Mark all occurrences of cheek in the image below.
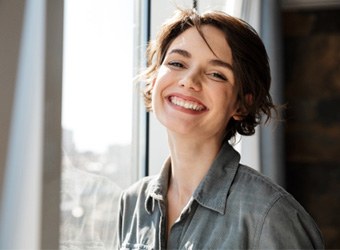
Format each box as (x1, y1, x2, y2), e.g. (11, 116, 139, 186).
(151, 70, 172, 101)
(216, 90, 239, 115)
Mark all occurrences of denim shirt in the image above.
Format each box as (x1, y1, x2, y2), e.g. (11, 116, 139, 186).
(118, 143, 324, 249)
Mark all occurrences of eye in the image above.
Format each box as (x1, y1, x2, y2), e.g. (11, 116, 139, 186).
(209, 72, 228, 81)
(168, 61, 184, 69)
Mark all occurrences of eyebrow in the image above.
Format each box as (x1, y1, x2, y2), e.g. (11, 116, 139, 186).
(169, 49, 191, 58)
(209, 59, 233, 71)
(168, 48, 233, 71)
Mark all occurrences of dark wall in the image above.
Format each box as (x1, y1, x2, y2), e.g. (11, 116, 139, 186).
(283, 9, 340, 249)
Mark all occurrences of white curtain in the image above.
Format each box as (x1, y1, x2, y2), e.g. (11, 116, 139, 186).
(0, 0, 64, 248)
(259, 0, 285, 187)
(238, 0, 285, 186)
(0, 0, 45, 248)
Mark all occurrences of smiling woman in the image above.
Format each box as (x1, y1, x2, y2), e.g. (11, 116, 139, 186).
(117, 8, 324, 249)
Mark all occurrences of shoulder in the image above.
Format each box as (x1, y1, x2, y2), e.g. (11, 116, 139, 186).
(120, 175, 155, 203)
(255, 194, 324, 249)
(233, 165, 324, 249)
(118, 175, 156, 231)
(233, 164, 318, 224)
(231, 164, 292, 206)
(236, 164, 286, 193)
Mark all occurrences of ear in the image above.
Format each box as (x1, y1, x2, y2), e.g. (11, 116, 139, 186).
(232, 94, 253, 121)
(232, 109, 246, 121)
(146, 77, 156, 96)
(148, 76, 157, 95)
(151, 77, 157, 87)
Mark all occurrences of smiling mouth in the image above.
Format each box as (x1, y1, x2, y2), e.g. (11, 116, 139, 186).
(169, 96, 206, 111)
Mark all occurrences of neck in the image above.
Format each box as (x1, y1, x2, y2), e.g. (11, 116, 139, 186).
(167, 132, 223, 199)
(165, 131, 224, 237)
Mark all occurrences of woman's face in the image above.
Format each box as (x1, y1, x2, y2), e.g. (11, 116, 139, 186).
(151, 25, 241, 141)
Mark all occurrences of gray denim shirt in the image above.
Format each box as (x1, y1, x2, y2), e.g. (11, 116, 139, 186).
(118, 142, 324, 249)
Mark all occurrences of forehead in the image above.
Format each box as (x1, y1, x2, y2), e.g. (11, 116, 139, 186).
(166, 25, 233, 64)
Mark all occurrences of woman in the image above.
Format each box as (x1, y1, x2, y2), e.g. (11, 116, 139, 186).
(117, 9, 324, 249)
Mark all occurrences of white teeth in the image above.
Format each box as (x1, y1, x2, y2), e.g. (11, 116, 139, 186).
(170, 96, 205, 111)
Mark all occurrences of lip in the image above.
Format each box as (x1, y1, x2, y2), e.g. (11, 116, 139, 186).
(165, 92, 208, 114)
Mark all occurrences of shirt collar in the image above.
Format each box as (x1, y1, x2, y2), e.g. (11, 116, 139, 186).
(145, 142, 240, 215)
(193, 142, 240, 214)
(145, 157, 171, 214)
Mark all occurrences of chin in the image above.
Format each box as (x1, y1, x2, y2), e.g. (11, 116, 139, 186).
(162, 120, 196, 136)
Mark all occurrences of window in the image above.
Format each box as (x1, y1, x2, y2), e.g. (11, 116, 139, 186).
(61, 0, 137, 248)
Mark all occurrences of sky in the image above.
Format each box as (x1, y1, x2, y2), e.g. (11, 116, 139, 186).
(62, 0, 134, 153)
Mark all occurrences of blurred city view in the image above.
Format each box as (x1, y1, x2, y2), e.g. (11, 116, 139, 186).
(60, 128, 133, 249)
(62, 128, 132, 189)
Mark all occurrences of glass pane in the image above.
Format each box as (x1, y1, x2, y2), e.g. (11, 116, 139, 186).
(61, 0, 135, 248)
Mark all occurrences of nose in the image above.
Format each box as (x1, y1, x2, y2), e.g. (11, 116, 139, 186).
(178, 70, 202, 91)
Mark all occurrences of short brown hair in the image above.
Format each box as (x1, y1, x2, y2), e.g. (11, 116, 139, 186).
(142, 9, 276, 140)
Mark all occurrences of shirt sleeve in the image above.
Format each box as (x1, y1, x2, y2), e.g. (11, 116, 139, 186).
(255, 195, 325, 250)
(114, 191, 125, 249)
